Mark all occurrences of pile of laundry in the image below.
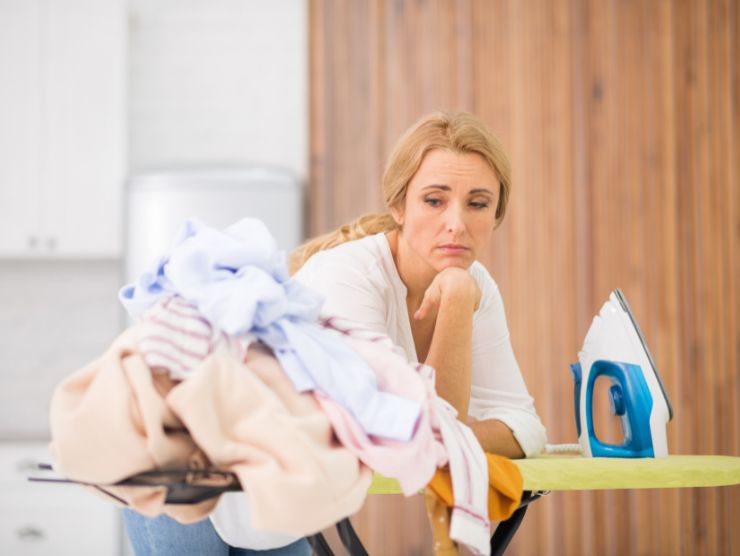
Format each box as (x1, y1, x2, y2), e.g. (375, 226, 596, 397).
(48, 218, 523, 556)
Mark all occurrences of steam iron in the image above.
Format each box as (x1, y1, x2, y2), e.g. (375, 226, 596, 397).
(570, 289, 673, 458)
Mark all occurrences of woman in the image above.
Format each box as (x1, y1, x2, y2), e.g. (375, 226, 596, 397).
(291, 111, 546, 458)
(123, 111, 544, 555)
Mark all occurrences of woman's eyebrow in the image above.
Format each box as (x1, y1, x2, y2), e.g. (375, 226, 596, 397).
(421, 185, 495, 195)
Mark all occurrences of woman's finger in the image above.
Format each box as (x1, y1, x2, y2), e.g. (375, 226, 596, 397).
(414, 285, 439, 320)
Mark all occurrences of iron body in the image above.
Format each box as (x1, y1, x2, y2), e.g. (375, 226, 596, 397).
(570, 289, 673, 458)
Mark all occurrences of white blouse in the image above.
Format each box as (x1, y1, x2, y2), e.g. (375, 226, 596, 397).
(293, 232, 547, 457)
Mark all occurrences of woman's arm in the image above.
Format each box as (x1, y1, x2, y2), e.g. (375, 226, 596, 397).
(422, 280, 476, 417)
(418, 266, 546, 458)
(467, 418, 525, 458)
(415, 267, 481, 418)
(419, 273, 525, 457)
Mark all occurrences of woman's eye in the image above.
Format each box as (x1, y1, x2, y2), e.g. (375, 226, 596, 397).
(469, 200, 490, 209)
(424, 197, 442, 207)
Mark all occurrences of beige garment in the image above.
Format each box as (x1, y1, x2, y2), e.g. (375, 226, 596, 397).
(168, 343, 372, 534)
(49, 327, 372, 534)
(49, 328, 213, 523)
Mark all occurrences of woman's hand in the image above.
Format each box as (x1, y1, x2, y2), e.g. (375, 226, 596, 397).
(414, 267, 481, 321)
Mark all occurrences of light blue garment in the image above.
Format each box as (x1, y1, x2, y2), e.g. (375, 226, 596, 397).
(119, 218, 420, 441)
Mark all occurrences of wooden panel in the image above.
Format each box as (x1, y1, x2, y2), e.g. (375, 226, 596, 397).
(309, 0, 740, 554)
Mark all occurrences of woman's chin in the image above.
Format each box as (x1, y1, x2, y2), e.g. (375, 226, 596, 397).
(434, 259, 473, 272)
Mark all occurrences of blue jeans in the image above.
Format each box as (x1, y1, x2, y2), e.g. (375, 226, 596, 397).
(122, 509, 311, 556)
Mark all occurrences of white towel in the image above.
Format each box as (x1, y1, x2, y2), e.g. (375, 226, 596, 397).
(434, 398, 491, 556)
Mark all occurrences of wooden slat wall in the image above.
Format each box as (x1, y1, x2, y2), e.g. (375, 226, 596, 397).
(309, 1, 739, 554)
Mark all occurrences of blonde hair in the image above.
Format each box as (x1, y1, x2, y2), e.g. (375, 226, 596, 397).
(289, 111, 511, 274)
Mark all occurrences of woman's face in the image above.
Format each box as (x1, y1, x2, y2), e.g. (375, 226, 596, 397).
(392, 148, 500, 272)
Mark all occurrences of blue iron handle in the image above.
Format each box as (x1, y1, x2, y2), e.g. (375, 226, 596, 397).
(584, 360, 655, 458)
(569, 363, 582, 437)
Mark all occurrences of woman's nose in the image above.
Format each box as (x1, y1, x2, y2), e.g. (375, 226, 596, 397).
(445, 206, 466, 234)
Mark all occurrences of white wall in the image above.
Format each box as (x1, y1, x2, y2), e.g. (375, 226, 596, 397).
(128, 0, 308, 178)
(0, 262, 121, 438)
(0, 0, 308, 438)
(0, 4, 307, 553)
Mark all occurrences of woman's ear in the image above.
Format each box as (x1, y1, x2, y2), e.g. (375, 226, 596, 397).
(390, 203, 404, 227)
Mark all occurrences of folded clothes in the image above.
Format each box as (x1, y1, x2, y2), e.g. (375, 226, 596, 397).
(52, 217, 523, 554)
(140, 293, 443, 498)
(49, 327, 372, 535)
(119, 218, 421, 442)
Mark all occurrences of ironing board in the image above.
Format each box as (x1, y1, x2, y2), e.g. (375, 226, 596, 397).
(369, 454, 740, 494)
(30, 455, 740, 555)
(348, 454, 740, 556)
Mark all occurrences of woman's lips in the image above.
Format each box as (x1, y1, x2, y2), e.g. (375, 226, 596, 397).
(438, 244, 469, 253)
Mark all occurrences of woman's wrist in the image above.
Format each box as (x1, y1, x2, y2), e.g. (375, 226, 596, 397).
(436, 268, 481, 308)
(440, 284, 478, 306)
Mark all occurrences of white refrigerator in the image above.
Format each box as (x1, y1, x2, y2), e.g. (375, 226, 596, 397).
(124, 166, 303, 285)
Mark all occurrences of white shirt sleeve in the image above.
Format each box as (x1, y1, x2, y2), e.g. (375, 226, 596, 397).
(468, 265, 548, 457)
(293, 254, 389, 336)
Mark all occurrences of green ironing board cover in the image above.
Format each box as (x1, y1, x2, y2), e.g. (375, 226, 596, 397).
(367, 455, 740, 494)
(514, 454, 740, 491)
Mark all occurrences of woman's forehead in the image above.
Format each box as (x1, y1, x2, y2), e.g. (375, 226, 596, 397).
(410, 149, 500, 192)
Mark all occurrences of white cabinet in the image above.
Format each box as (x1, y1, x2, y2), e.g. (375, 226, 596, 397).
(0, 0, 43, 255)
(0, 0, 126, 258)
(0, 442, 122, 555)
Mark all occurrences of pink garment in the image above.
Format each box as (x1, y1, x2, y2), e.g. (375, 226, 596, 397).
(314, 318, 447, 495)
(314, 317, 493, 554)
(49, 327, 371, 534)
